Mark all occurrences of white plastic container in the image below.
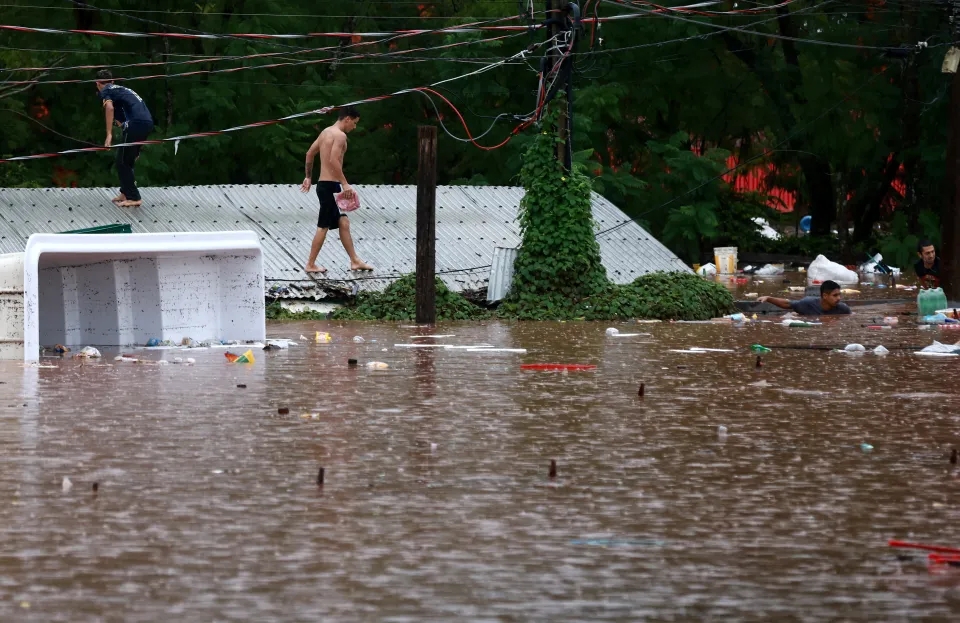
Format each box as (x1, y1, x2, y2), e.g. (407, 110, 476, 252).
(713, 247, 738, 274)
(0, 252, 25, 360)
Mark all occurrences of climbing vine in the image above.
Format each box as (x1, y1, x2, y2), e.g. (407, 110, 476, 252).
(495, 98, 735, 321)
(496, 98, 609, 320)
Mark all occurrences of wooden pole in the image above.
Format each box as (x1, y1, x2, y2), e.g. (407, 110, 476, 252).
(416, 125, 438, 324)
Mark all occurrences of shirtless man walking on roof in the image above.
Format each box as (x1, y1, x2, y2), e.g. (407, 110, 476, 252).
(300, 106, 374, 274)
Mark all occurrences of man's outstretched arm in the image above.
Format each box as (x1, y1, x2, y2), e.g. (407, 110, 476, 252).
(758, 296, 792, 310)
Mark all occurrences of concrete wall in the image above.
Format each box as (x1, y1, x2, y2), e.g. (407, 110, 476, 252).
(0, 253, 24, 359)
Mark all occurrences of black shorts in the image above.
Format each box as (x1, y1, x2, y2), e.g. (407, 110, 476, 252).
(315, 181, 346, 230)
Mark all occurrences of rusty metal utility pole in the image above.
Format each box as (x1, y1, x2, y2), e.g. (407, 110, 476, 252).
(415, 125, 437, 324)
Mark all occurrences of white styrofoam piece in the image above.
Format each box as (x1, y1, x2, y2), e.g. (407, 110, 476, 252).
(23, 231, 265, 362)
(668, 348, 736, 353)
(913, 351, 959, 357)
(464, 348, 527, 353)
(443, 344, 494, 350)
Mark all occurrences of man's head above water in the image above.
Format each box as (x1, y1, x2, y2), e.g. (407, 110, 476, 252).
(819, 280, 842, 311)
(917, 240, 937, 268)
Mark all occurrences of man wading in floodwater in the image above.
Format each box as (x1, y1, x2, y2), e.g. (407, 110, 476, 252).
(759, 280, 853, 316)
(300, 106, 374, 274)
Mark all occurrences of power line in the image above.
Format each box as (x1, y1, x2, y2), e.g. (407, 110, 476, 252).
(0, 39, 549, 163)
(3, 32, 529, 86)
(0, 44, 224, 56)
(62, 0, 320, 53)
(577, 0, 836, 57)
(0, 107, 99, 145)
(4, 31, 528, 75)
(0, 4, 527, 19)
(598, 0, 919, 51)
(0, 22, 534, 40)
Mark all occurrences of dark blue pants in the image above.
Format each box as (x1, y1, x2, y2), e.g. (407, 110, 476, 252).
(116, 121, 153, 201)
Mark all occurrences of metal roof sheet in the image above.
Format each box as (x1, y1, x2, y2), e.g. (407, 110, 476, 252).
(0, 184, 689, 298)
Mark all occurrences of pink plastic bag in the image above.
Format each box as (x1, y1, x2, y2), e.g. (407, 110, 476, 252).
(335, 191, 360, 212)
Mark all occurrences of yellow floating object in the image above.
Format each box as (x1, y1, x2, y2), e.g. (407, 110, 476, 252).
(233, 349, 255, 364)
(315, 331, 332, 343)
(840, 289, 860, 294)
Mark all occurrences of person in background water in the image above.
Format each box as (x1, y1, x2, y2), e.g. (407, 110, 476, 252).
(914, 240, 941, 288)
(95, 69, 154, 208)
(758, 280, 852, 316)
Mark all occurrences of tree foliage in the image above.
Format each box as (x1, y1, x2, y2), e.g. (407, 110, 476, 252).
(0, 0, 953, 262)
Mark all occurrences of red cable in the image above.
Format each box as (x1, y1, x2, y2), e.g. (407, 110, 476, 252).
(415, 87, 530, 151)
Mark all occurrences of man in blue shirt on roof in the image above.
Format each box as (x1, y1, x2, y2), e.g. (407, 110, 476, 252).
(95, 69, 154, 208)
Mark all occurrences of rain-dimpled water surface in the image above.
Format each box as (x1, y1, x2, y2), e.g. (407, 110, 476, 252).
(2, 293, 960, 621)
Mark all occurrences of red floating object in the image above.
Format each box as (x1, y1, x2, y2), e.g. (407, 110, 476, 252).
(889, 540, 960, 555)
(521, 363, 597, 371)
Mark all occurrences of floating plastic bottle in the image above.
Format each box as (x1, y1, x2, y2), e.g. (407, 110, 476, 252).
(750, 344, 772, 353)
(918, 287, 948, 318)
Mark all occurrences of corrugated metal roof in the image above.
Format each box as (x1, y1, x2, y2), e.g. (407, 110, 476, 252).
(0, 184, 690, 298)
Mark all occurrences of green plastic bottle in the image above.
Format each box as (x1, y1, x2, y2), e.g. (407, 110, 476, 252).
(918, 287, 948, 317)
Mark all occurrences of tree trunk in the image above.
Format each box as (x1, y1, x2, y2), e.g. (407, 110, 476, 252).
(851, 154, 902, 244)
(942, 67, 960, 299)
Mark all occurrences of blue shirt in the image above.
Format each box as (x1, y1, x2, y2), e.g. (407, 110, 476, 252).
(98, 84, 152, 125)
(789, 296, 851, 316)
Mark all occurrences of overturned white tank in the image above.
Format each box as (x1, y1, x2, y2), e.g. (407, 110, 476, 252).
(2, 231, 265, 361)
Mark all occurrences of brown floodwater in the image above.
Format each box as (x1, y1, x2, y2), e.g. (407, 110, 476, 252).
(2, 285, 960, 621)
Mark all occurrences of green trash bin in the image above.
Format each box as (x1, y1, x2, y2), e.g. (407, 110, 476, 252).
(61, 223, 132, 234)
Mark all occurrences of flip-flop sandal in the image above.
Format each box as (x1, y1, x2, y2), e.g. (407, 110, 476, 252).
(305, 267, 328, 274)
(117, 200, 142, 208)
